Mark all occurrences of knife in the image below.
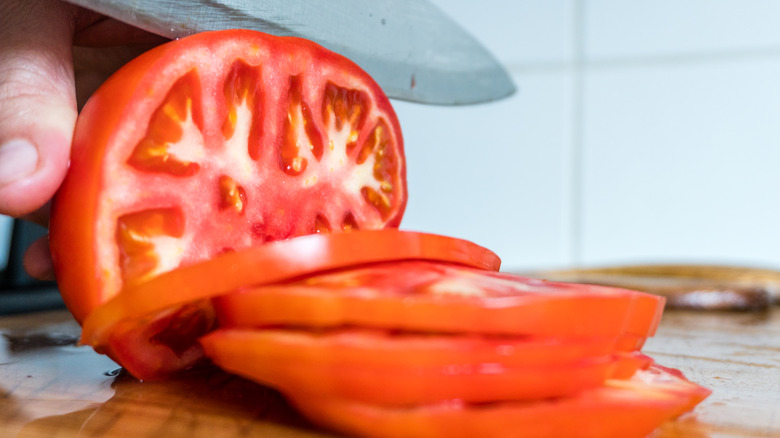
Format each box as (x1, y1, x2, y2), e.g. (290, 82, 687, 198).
(64, 0, 516, 105)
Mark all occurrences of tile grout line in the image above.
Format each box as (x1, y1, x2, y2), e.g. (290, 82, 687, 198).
(568, 0, 586, 267)
(504, 46, 780, 75)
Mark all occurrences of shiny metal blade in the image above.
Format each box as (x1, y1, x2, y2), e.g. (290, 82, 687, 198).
(65, 0, 515, 105)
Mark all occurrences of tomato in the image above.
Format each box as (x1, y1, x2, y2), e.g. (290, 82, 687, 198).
(286, 365, 711, 438)
(214, 261, 665, 338)
(79, 231, 500, 379)
(49, 29, 407, 325)
(200, 328, 646, 405)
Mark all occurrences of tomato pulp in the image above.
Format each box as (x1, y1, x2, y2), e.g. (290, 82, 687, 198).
(50, 29, 407, 324)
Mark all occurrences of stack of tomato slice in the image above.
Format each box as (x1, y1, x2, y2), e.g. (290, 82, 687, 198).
(49, 29, 710, 438)
(75, 229, 709, 438)
(195, 257, 709, 438)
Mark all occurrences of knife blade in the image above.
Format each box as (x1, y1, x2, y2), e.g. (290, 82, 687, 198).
(64, 0, 516, 105)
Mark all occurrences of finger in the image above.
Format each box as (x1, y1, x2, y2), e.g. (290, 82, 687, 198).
(0, 0, 77, 218)
(23, 234, 55, 281)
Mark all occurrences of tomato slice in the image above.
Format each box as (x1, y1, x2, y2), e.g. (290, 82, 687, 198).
(200, 328, 646, 405)
(200, 328, 623, 368)
(79, 230, 500, 379)
(214, 261, 665, 338)
(619, 363, 713, 417)
(286, 365, 711, 438)
(50, 29, 407, 324)
(102, 301, 217, 380)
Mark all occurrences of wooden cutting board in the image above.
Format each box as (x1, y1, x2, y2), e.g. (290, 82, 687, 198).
(1, 308, 779, 438)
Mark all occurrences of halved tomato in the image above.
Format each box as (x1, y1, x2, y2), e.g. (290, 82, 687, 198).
(287, 365, 711, 438)
(79, 231, 500, 379)
(214, 261, 665, 338)
(50, 29, 407, 325)
(200, 328, 646, 405)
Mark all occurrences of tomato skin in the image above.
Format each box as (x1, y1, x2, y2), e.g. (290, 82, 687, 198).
(214, 261, 665, 338)
(200, 329, 622, 368)
(286, 365, 711, 438)
(50, 29, 407, 325)
(200, 328, 645, 405)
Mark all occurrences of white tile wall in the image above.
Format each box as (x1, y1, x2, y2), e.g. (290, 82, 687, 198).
(395, 70, 573, 270)
(585, 0, 780, 59)
(580, 1, 780, 267)
(398, 0, 780, 271)
(581, 58, 780, 266)
(396, 0, 578, 271)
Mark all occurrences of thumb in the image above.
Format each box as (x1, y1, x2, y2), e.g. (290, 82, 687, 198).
(0, 0, 77, 219)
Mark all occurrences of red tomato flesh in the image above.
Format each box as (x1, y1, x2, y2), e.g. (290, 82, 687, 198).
(287, 364, 711, 438)
(214, 261, 665, 338)
(50, 29, 407, 324)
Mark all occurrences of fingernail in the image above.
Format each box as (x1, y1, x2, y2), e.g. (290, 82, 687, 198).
(0, 139, 39, 186)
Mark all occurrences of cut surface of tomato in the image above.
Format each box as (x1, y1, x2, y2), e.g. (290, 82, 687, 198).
(79, 230, 500, 379)
(50, 29, 407, 324)
(287, 364, 711, 438)
(215, 261, 664, 338)
(200, 329, 645, 405)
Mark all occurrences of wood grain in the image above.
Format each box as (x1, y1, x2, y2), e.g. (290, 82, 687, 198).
(529, 264, 780, 309)
(1, 308, 778, 438)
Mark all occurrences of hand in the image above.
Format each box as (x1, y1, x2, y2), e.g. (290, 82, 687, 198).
(0, 0, 167, 280)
